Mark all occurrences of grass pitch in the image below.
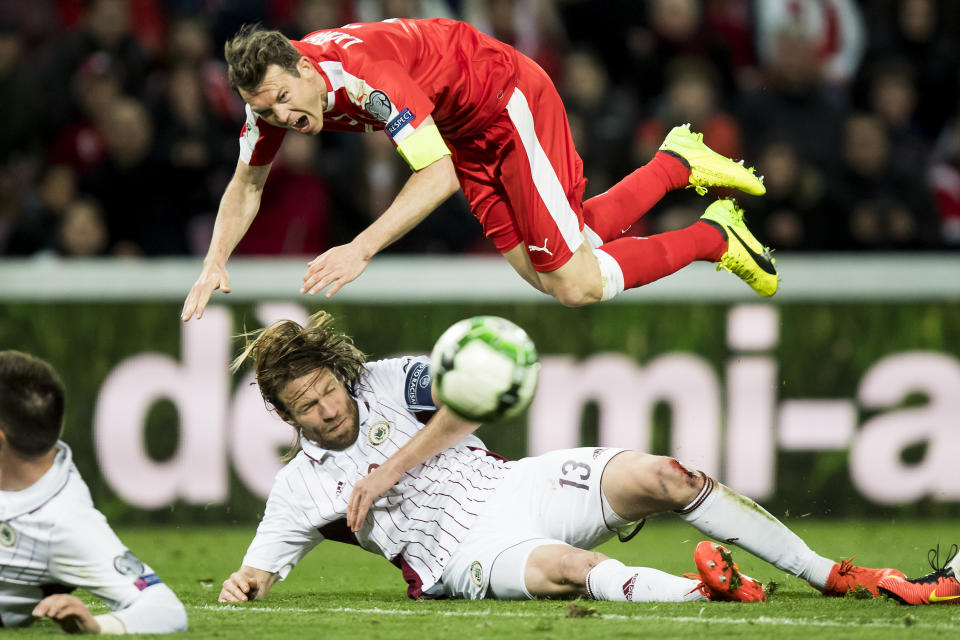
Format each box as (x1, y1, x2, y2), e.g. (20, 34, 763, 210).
(9, 518, 960, 638)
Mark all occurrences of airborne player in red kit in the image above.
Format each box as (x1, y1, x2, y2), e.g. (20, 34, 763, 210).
(182, 18, 777, 322)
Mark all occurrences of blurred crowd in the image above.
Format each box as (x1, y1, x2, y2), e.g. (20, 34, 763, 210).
(1, 0, 959, 260)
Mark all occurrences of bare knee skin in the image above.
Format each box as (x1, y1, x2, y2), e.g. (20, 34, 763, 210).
(523, 545, 609, 598)
(539, 245, 603, 307)
(503, 243, 602, 306)
(601, 452, 706, 522)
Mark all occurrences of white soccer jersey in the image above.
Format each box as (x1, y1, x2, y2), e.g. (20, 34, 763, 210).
(242, 356, 513, 597)
(0, 443, 186, 632)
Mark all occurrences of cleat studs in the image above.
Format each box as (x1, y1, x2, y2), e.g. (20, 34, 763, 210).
(720, 576, 727, 583)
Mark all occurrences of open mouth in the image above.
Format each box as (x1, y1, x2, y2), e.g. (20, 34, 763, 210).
(293, 115, 309, 132)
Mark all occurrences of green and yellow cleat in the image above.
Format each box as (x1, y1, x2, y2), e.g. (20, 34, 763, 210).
(700, 199, 778, 297)
(659, 123, 766, 196)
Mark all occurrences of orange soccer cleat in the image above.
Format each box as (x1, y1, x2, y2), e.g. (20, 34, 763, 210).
(690, 540, 766, 602)
(878, 544, 960, 605)
(816, 557, 905, 597)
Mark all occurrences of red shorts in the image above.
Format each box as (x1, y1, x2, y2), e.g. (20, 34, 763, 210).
(450, 56, 587, 273)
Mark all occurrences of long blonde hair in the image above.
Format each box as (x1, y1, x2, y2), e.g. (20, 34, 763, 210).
(233, 311, 366, 460)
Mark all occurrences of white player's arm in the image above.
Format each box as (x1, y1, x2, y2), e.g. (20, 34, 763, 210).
(301, 117, 459, 297)
(219, 565, 279, 602)
(181, 160, 272, 321)
(47, 513, 187, 634)
(86, 583, 186, 634)
(346, 392, 480, 531)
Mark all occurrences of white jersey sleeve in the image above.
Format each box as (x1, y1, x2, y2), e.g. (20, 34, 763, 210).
(241, 459, 326, 580)
(364, 356, 435, 413)
(47, 505, 187, 633)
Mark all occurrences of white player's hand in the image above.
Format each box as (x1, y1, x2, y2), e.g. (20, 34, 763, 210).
(33, 594, 102, 634)
(219, 572, 259, 602)
(347, 465, 404, 532)
(182, 261, 231, 322)
(301, 241, 370, 298)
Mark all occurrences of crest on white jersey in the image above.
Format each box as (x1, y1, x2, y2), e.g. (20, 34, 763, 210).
(367, 421, 391, 446)
(470, 560, 483, 587)
(0, 521, 16, 547)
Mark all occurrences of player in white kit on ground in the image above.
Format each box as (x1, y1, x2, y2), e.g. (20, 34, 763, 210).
(219, 312, 901, 605)
(0, 351, 187, 634)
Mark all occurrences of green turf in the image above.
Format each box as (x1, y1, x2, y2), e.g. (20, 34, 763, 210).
(9, 518, 960, 638)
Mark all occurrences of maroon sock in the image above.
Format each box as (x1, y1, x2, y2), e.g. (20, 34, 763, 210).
(598, 221, 727, 289)
(583, 152, 691, 243)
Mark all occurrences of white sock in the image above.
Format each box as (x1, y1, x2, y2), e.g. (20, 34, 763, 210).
(593, 248, 625, 301)
(585, 559, 705, 602)
(948, 547, 960, 578)
(678, 478, 835, 589)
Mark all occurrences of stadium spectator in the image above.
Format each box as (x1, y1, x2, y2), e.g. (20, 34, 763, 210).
(57, 196, 110, 257)
(181, 20, 774, 323)
(0, 21, 39, 164)
(46, 52, 118, 177)
(4, 164, 77, 256)
(82, 97, 191, 256)
(879, 543, 960, 605)
(862, 56, 929, 180)
(736, 137, 824, 251)
(863, 0, 960, 140)
(754, 0, 866, 91)
(41, 0, 151, 139)
(0, 350, 187, 632)
(928, 118, 960, 246)
(233, 132, 332, 255)
(561, 47, 637, 198)
(822, 112, 937, 250)
(217, 311, 903, 605)
(736, 24, 847, 181)
(624, 0, 739, 109)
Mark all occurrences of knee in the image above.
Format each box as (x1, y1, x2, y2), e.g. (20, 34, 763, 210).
(545, 279, 602, 307)
(650, 456, 705, 506)
(620, 454, 705, 509)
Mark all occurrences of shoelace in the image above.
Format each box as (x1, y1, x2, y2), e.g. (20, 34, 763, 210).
(914, 543, 960, 582)
(836, 556, 858, 576)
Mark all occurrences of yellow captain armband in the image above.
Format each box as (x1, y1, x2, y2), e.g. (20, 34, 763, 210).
(396, 124, 451, 171)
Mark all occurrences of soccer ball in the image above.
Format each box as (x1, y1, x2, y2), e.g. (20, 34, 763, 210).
(430, 316, 540, 422)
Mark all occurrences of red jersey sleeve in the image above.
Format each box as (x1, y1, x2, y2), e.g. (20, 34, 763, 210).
(238, 103, 286, 166)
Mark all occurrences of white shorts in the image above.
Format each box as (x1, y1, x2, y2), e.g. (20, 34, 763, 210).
(435, 447, 640, 600)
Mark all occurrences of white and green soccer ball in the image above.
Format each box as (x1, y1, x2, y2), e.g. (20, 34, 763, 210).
(430, 316, 540, 422)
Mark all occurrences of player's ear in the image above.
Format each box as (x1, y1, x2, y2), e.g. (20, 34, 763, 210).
(297, 56, 313, 76)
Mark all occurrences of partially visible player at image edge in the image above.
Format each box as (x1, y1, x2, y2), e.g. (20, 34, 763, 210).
(0, 351, 187, 634)
(217, 311, 900, 607)
(878, 543, 960, 605)
(181, 19, 777, 322)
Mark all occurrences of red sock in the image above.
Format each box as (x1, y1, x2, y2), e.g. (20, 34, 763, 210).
(583, 152, 691, 243)
(598, 221, 727, 289)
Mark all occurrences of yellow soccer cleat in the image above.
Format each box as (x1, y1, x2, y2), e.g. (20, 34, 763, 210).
(700, 198, 778, 297)
(659, 123, 766, 196)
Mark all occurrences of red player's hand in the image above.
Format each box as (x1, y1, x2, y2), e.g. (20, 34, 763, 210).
(301, 241, 370, 298)
(182, 261, 231, 322)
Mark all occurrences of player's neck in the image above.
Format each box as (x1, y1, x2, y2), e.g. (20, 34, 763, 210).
(0, 447, 58, 492)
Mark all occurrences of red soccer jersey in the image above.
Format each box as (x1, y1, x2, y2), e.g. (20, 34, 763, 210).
(239, 18, 520, 166)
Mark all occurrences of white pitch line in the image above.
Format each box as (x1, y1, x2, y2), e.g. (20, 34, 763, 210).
(190, 604, 960, 630)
